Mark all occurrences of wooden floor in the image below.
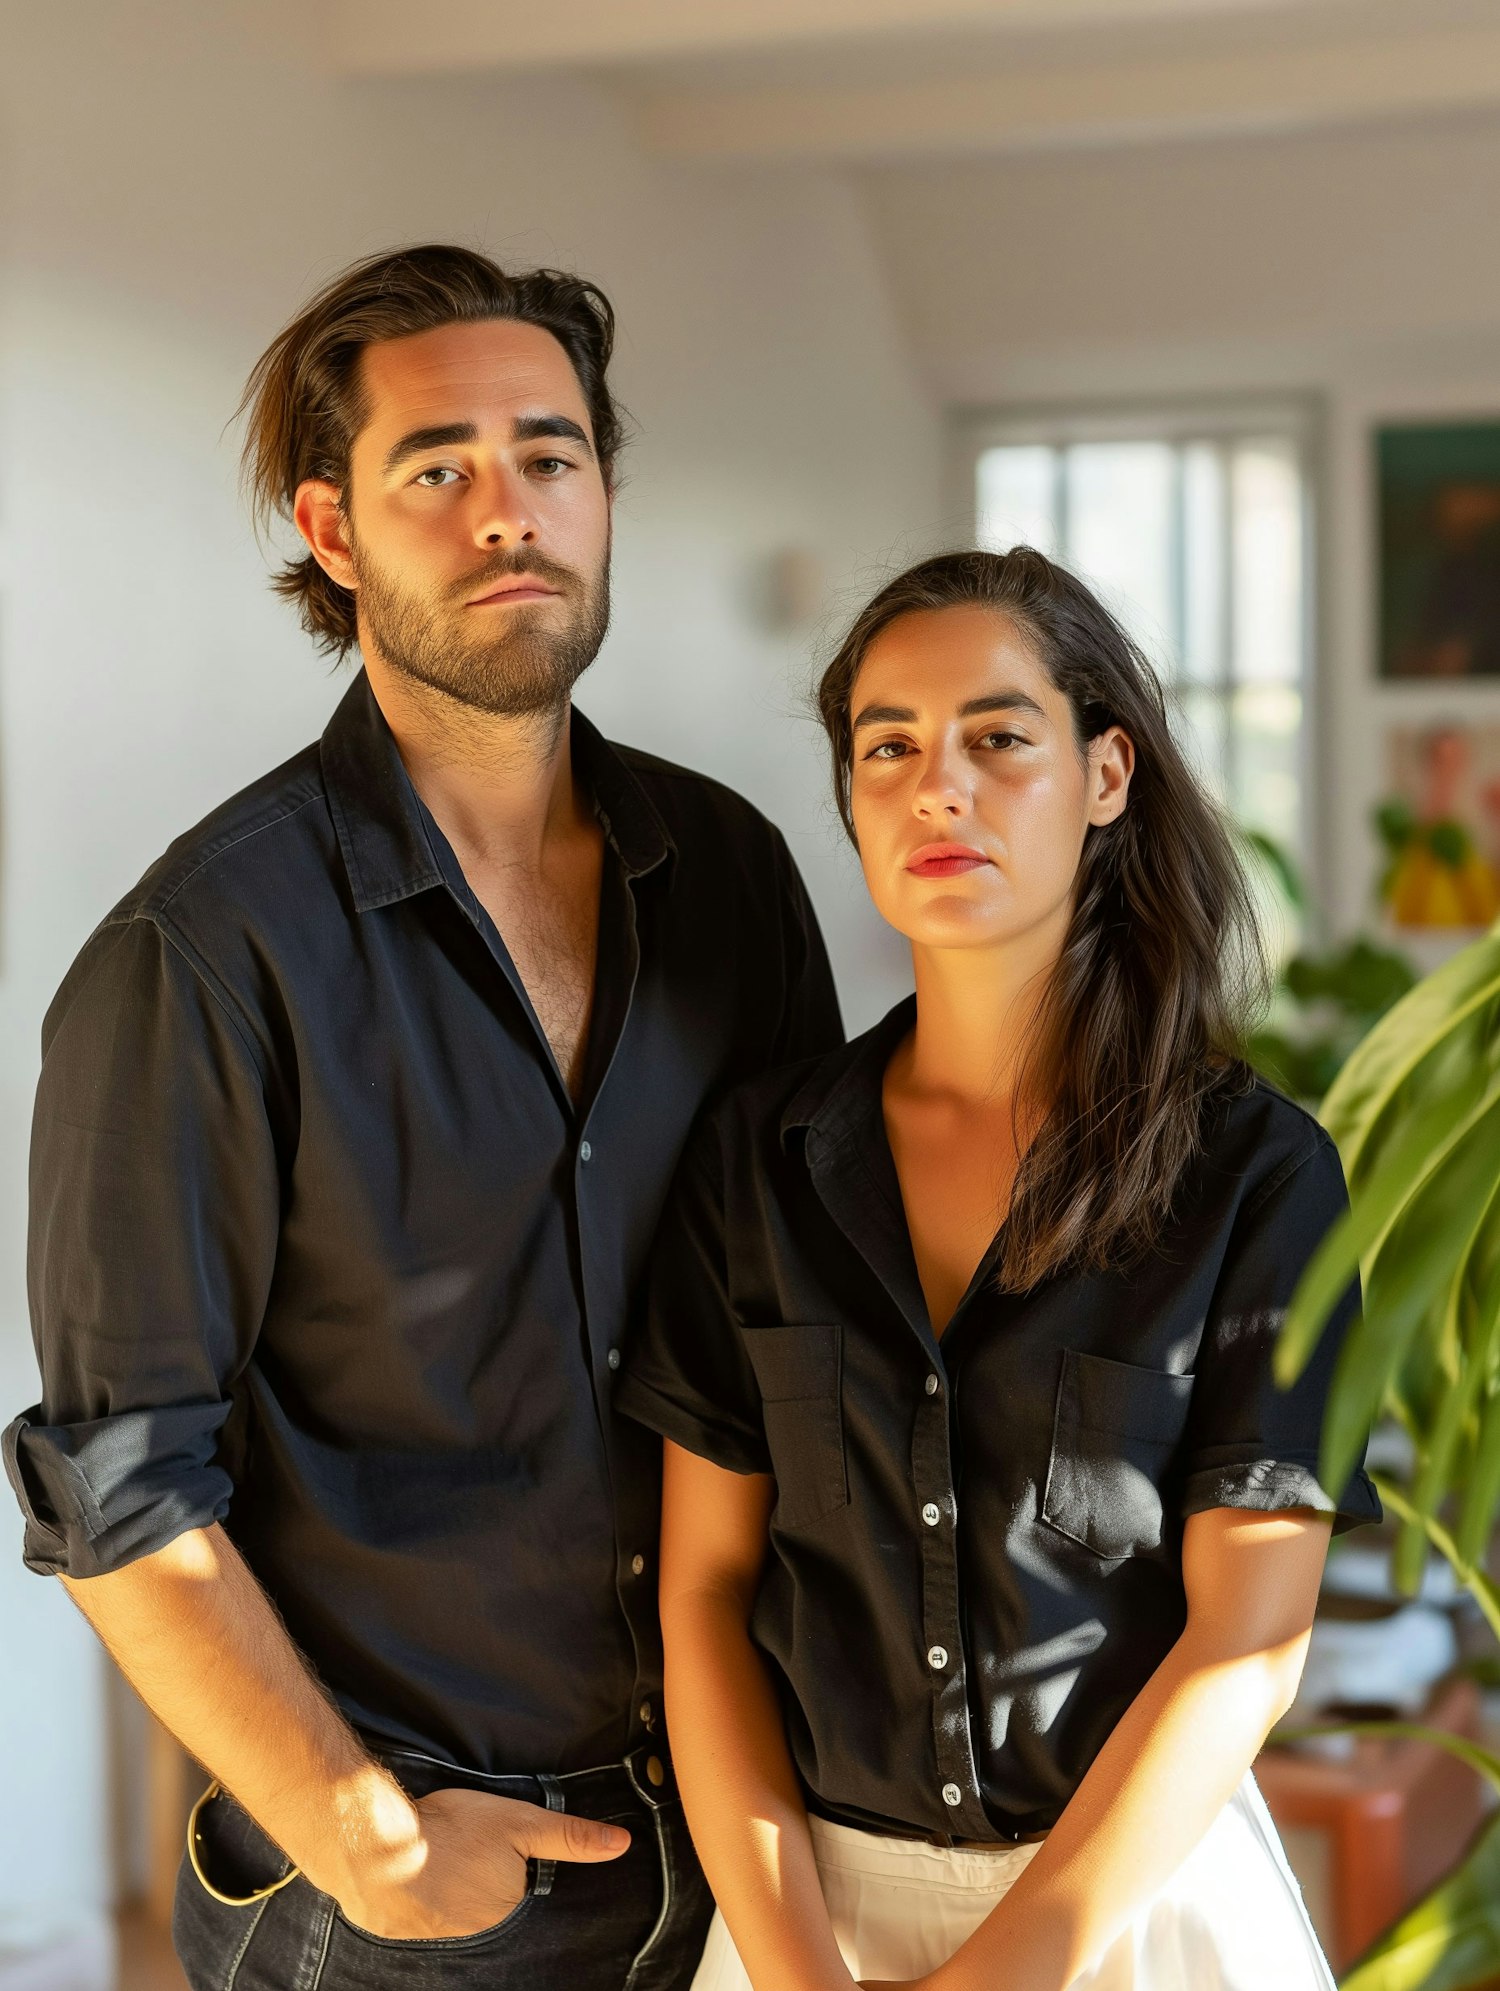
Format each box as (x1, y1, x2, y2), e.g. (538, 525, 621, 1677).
(117, 1908, 187, 1991)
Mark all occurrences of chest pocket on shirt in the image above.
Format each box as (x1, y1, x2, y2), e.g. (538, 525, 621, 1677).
(1041, 1349, 1194, 1561)
(743, 1325, 849, 1530)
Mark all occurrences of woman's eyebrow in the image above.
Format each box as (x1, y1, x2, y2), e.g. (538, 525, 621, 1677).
(959, 691, 1046, 719)
(852, 689, 1046, 731)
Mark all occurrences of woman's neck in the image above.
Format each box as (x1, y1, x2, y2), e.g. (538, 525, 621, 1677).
(899, 902, 1072, 1108)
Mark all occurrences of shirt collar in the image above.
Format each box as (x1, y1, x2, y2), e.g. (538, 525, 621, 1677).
(320, 670, 675, 915)
(780, 994, 917, 1155)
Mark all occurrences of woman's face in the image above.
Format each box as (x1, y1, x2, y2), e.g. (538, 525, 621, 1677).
(848, 605, 1134, 954)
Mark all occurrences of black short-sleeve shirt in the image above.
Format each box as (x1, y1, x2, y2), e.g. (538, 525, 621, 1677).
(618, 997, 1381, 1844)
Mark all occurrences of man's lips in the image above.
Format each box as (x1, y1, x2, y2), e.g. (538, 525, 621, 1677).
(905, 843, 990, 878)
(466, 578, 561, 607)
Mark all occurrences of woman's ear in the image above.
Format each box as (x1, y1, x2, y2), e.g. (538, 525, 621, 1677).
(1087, 726, 1135, 828)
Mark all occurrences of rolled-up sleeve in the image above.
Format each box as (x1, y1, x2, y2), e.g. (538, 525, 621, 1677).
(4, 914, 279, 1578)
(1179, 1132, 1382, 1535)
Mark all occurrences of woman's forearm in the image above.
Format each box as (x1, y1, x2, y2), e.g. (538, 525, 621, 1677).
(927, 1628, 1308, 1991)
(664, 1582, 853, 1991)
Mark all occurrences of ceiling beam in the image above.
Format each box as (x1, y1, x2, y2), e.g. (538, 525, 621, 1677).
(629, 18, 1500, 160)
(321, 0, 1317, 78)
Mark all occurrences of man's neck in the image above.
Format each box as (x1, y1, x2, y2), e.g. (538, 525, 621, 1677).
(363, 653, 585, 876)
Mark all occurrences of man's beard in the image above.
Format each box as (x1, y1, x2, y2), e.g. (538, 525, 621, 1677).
(350, 533, 611, 719)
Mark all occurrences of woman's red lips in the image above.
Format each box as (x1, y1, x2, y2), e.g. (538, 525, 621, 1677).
(905, 843, 989, 878)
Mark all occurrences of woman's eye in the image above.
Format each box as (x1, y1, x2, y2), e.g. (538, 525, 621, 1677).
(413, 466, 460, 488)
(865, 740, 911, 761)
(977, 730, 1020, 751)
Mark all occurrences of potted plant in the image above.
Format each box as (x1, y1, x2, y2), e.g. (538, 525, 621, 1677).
(1277, 913, 1500, 1989)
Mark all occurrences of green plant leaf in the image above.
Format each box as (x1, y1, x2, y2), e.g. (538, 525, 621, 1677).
(1275, 1071, 1494, 1389)
(1457, 1390, 1500, 1572)
(1276, 1721, 1500, 1798)
(1321, 1086, 1500, 1494)
(1371, 1474, 1500, 1646)
(1340, 1808, 1500, 1991)
(1320, 926, 1500, 1184)
(1242, 828, 1307, 910)
(1397, 1196, 1500, 1590)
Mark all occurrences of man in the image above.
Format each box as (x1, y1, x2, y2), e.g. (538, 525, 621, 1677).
(4, 244, 842, 1990)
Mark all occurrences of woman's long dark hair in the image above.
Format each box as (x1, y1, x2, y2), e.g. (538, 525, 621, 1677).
(817, 548, 1267, 1292)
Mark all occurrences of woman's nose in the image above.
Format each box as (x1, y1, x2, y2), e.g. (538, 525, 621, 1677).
(913, 753, 970, 818)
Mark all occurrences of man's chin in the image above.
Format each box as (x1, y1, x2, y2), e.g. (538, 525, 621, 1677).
(382, 647, 590, 722)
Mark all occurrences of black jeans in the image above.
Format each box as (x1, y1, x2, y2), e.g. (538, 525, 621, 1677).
(173, 1745, 714, 1991)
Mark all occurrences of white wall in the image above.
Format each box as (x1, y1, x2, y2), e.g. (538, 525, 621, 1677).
(863, 109, 1500, 933)
(0, 0, 935, 1942)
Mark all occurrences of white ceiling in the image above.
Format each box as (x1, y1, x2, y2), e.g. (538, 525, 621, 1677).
(317, 0, 1500, 161)
(321, 0, 1336, 77)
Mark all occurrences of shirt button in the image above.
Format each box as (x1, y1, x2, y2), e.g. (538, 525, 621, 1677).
(631, 1553, 646, 1576)
(942, 1783, 963, 1808)
(927, 1645, 949, 1670)
(646, 1756, 666, 1787)
(921, 1503, 942, 1528)
(607, 1348, 622, 1371)
(925, 1374, 941, 1397)
(639, 1700, 654, 1728)
(580, 1140, 593, 1162)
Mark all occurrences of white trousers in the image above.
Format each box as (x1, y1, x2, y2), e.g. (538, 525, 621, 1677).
(691, 1776, 1335, 1990)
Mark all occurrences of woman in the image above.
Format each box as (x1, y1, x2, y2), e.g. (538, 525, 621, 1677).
(618, 549, 1379, 1991)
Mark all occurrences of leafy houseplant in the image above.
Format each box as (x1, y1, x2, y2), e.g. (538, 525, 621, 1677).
(1276, 916, 1500, 1989)
(1239, 829, 1418, 1107)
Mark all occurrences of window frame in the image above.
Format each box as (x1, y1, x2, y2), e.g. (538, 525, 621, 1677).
(949, 395, 1326, 910)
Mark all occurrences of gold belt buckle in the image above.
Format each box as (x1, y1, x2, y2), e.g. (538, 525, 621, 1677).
(187, 1782, 302, 1907)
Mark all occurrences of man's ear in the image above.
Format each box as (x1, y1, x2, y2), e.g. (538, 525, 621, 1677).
(1088, 726, 1135, 828)
(293, 480, 356, 592)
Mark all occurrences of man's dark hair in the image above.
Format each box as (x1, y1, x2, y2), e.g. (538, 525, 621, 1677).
(239, 243, 625, 657)
(818, 546, 1268, 1293)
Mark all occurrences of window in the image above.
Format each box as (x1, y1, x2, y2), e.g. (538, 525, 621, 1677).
(969, 409, 1314, 872)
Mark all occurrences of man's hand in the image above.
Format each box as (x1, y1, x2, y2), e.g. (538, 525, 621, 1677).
(337, 1785, 631, 1941)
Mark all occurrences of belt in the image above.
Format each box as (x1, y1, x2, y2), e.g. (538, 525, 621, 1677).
(375, 1741, 678, 1811)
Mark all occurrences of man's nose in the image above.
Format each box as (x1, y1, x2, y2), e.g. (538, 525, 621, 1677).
(471, 466, 538, 548)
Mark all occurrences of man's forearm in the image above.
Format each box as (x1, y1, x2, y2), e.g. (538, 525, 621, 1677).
(62, 1522, 420, 1908)
(664, 1583, 852, 1991)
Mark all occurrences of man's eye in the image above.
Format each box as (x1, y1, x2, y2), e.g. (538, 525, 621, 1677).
(414, 466, 460, 488)
(531, 457, 572, 476)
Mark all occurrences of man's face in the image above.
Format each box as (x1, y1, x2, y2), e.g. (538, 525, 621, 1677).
(297, 318, 612, 717)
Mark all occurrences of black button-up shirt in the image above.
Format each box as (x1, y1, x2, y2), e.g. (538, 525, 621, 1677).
(4, 672, 841, 1776)
(620, 999, 1380, 1843)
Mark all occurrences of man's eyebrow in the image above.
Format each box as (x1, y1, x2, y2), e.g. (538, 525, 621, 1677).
(380, 413, 595, 477)
(382, 422, 477, 476)
(512, 413, 594, 458)
(851, 689, 1046, 731)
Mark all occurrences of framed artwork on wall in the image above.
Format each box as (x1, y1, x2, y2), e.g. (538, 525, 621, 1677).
(1376, 721, 1500, 930)
(1378, 419, 1500, 679)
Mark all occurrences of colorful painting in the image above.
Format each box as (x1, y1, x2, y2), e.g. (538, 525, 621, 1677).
(1378, 421, 1500, 679)
(1377, 724, 1500, 929)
